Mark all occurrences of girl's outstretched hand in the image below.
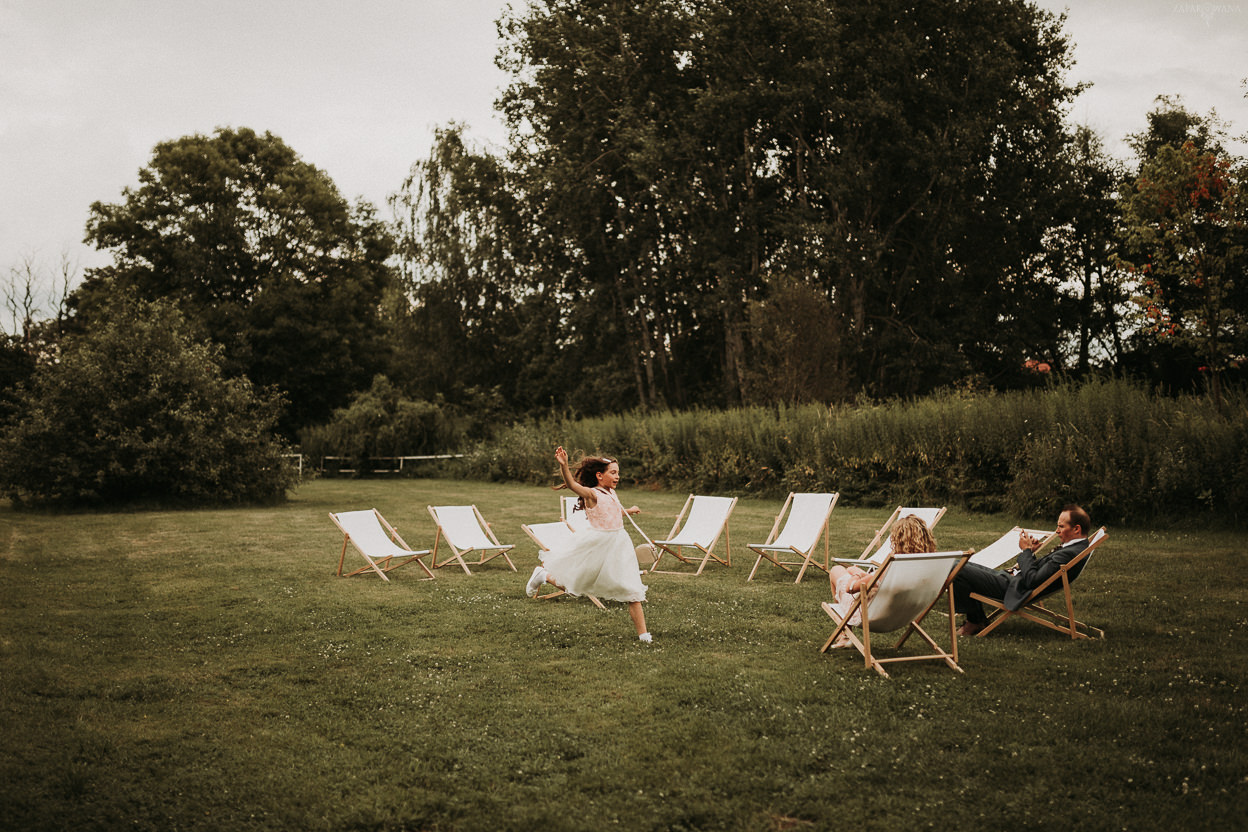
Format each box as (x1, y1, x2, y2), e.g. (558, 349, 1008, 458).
(625, 505, 641, 515)
(555, 446, 568, 466)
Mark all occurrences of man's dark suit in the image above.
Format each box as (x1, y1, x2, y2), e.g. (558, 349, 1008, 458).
(953, 537, 1090, 624)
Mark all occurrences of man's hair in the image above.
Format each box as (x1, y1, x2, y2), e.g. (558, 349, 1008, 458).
(1062, 504, 1091, 537)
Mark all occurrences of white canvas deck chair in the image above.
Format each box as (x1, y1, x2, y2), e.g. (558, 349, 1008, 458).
(970, 527, 1109, 639)
(968, 526, 1058, 569)
(820, 549, 972, 678)
(857, 506, 948, 566)
(426, 505, 517, 574)
(647, 494, 738, 576)
(329, 509, 434, 582)
(746, 492, 840, 583)
(520, 519, 606, 609)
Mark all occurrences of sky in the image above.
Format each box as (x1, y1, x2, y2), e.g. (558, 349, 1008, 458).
(2, 0, 1246, 316)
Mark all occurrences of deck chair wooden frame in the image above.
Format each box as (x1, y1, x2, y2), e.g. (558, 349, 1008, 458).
(647, 494, 738, 576)
(426, 505, 517, 574)
(854, 506, 948, 566)
(970, 527, 1108, 639)
(560, 495, 591, 531)
(820, 549, 972, 678)
(329, 509, 434, 582)
(746, 492, 840, 583)
(521, 520, 605, 609)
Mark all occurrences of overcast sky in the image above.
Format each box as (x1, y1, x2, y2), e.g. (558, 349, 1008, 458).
(2, 0, 1245, 313)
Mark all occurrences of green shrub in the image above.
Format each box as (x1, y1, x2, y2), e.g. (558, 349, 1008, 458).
(298, 375, 467, 473)
(463, 378, 1247, 525)
(0, 296, 295, 507)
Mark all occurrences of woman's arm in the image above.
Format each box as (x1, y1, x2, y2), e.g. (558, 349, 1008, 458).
(555, 446, 597, 507)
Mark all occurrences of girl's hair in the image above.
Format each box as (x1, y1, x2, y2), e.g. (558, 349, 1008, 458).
(891, 515, 936, 555)
(555, 455, 616, 512)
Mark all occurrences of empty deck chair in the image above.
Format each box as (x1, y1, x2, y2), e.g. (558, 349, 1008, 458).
(820, 549, 972, 677)
(970, 527, 1109, 639)
(426, 505, 517, 574)
(857, 506, 948, 566)
(329, 509, 434, 582)
(520, 520, 605, 609)
(746, 492, 840, 583)
(968, 526, 1058, 570)
(648, 495, 738, 576)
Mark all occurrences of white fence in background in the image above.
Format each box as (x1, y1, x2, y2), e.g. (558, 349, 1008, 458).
(284, 454, 465, 476)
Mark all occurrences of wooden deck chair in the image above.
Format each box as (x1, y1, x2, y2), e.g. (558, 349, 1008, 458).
(426, 505, 517, 574)
(647, 495, 737, 576)
(970, 527, 1109, 640)
(746, 492, 840, 583)
(968, 527, 1058, 569)
(856, 506, 948, 566)
(560, 495, 591, 531)
(520, 520, 605, 609)
(820, 549, 972, 678)
(329, 509, 434, 582)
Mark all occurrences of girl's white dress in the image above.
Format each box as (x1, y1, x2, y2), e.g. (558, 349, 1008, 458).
(542, 487, 648, 603)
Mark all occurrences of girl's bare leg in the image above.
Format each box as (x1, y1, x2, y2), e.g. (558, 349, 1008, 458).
(628, 601, 647, 635)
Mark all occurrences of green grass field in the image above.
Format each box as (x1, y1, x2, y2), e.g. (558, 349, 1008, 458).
(2, 478, 1244, 831)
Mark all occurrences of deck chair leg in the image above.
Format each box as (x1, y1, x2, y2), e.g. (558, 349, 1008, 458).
(337, 539, 349, 577)
(794, 553, 813, 584)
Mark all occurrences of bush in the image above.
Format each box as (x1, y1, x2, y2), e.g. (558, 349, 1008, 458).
(0, 296, 296, 507)
(461, 378, 1248, 525)
(298, 375, 466, 474)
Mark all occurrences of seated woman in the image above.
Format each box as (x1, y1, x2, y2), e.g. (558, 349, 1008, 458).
(826, 514, 936, 645)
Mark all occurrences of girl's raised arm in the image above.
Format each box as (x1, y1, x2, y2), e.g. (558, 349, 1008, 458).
(555, 446, 597, 506)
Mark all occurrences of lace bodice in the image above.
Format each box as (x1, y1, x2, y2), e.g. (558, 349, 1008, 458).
(583, 487, 625, 531)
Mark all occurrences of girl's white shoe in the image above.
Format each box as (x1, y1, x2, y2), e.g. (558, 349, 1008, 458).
(638, 632, 653, 644)
(525, 566, 548, 597)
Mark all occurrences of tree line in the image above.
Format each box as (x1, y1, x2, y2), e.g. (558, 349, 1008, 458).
(1, 0, 1245, 506)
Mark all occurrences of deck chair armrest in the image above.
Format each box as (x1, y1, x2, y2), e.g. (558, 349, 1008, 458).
(831, 557, 876, 568)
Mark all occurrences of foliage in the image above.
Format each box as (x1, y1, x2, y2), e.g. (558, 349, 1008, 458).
(463, 379, 1248, 525)
(1118, 139, 1247, 410)
(298, 375, 468, 473)
(1, 478, 1244, 830)
(743, 276, 847, 405)
(0, 295, 295, 507)
(490, 0, 1080, 409)
(73, 127, 396, 435)
(387, 125, 553, 410)
(1046, 125, 1133, 373)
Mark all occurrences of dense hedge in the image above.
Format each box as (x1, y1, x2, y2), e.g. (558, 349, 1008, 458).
(461, 379, 1248, 526)
(0, 297, 296, 508)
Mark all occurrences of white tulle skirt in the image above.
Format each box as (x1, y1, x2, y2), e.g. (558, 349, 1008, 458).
(541, 527, 648, 603)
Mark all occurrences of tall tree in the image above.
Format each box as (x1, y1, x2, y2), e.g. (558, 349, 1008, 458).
(1119, 140, 1247, 411)
(388, 125, 547, 409)
(73, 127, 395, 435)
(1046, 125, 1131, 374)
(497, 0, 1080, 406)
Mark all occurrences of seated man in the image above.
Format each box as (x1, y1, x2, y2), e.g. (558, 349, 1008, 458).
(952, 504, 1092, 636)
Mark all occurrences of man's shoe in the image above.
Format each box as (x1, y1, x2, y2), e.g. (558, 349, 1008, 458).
(957, 621, 985, 637)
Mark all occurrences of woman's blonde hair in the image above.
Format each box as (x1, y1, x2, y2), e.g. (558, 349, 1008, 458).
(891, 515, 936, 555)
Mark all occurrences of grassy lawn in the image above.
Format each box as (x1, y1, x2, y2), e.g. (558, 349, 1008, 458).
(2, 478, 1244, 831)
